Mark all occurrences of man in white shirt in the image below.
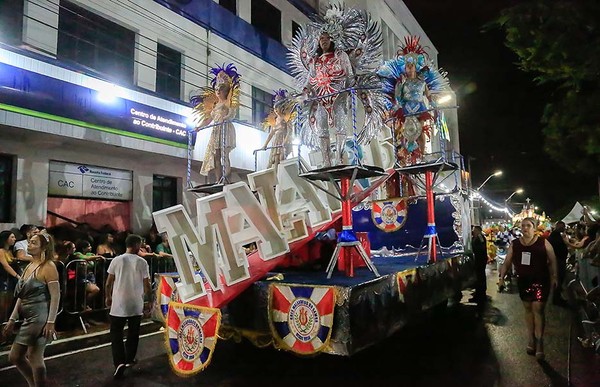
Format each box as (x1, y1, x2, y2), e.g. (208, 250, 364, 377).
(105, 234, 151, 379)
(14, 224, 38, 261)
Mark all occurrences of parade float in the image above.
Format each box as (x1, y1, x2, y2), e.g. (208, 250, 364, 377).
(152, 5, 475, 376)
(512, 198, 551, 232)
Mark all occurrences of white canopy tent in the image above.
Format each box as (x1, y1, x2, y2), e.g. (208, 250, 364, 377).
(562, 202, 597, 224)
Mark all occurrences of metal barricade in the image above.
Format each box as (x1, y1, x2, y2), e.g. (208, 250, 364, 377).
(2, 255, 166, 333)
(54, 260, 65, 317)
(145, 254, 176, 288)
(63, 258, 107, 334)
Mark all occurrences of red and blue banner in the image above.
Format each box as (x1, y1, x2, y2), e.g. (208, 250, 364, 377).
(154, 275, 181, 323)
(371, 198, 407, 232)
(269, 284, 335, 355)
(166, 302, 221, 376)
(397, 268, 418, 303)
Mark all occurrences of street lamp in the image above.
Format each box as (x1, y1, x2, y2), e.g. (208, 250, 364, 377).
(505, 188, 524, 203)
(476, 170, 503, 190)
(504, 188, 524, 219)
(472, 170, 502, 225)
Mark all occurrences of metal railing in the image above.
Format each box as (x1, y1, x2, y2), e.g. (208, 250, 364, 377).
(0, 255, 175, 334)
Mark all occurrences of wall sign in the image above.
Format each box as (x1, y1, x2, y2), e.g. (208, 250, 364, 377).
(48, 161, 133, 201)
(0, 61, 194, 146)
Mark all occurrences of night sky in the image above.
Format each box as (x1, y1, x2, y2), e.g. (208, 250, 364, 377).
(404, 0, 597, 218)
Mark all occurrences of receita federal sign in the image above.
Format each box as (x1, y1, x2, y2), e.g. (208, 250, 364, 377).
(48, 160, 133, 201)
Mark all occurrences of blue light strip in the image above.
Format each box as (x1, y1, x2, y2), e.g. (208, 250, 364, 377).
(0, 61, 194, 146)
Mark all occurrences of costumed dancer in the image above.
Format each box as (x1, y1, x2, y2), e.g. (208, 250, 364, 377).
(288, 5, 387, 168)
(191, 63, 241, 183)
(260, 89, 296, 169)
(378, 36, 449, 165)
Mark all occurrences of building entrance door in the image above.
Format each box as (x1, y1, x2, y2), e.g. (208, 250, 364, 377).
(46, 197, 131, 231)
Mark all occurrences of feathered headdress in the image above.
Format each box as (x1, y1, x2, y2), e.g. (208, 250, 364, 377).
(272, 89, 288, 107)
(209, 63, 241, 91)
(310, 4, 363, 51)
(190, 63, 241, 129)
(378, 36, 449, 106)
(320, 7, 345, 48)
(262, 89, 297, 130)
(399, 36, 428, 71)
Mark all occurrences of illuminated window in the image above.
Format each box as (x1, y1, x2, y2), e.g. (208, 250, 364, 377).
(0, 0, 23, 45)
(251, 0, 281, 42)
(58, 0, 135, 84)
(156, 43, 182, 100)
(252, 86, 273, 126)
(0, 154, 15, 223)
(153, 175, 178, 212)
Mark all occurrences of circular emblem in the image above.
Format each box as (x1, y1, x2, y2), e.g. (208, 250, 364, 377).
(403, 116, 422, 142)
(288, 298, 320, 343)
(177, 317, 204, 361)
(380, 203, 398, 225)
(372, 199, 407, 232)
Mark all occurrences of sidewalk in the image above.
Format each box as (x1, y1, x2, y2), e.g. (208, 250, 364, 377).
(482, 263, 599, 387)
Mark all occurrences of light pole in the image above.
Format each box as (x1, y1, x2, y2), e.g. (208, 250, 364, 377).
(473, 170, 502, 225)
(476, 170, 503, 191)
(504, 188, 524, 221)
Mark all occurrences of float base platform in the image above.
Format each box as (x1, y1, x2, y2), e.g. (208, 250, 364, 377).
(222, 254, 475, 356)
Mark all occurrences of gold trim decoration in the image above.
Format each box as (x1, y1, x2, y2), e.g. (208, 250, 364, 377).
(268, 283, 336, 355)
(164, 302, 221, 377)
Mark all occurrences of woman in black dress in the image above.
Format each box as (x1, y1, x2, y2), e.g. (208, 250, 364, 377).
(499, 217, 558, 361)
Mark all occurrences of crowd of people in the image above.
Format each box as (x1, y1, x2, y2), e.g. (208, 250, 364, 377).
(0, 225, 155, 384)
(0, 223, 175, 329)
(472, 214, 600, 360)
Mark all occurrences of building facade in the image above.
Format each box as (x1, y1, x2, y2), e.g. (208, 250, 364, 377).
(0, 0, 452, 233)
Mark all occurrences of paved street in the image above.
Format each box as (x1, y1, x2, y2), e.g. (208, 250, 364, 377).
(0, 267, 592, 386)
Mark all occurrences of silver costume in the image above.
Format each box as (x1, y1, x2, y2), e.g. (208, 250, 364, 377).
(288, 5, 388, 168)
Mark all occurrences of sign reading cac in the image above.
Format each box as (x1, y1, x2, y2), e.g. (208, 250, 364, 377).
(57, 180, 76, 188)
(48, 160, 133, 201)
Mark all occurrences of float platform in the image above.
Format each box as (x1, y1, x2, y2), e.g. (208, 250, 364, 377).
(156, 253, 475, 357)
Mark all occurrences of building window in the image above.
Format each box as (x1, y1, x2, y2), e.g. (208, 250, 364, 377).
(57, 0, 135, 84)
(381, 21, 400, 60)
(219, 0, 236, 14)
(0, 0, 23, 45)
(156, 43, 182, 100)
(292, 21, 301, 40)
(0, 154, 14, 223)
(153, 175, 178, 212)
(251, 0, 281, 42)
(252, 87, 273, 126)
